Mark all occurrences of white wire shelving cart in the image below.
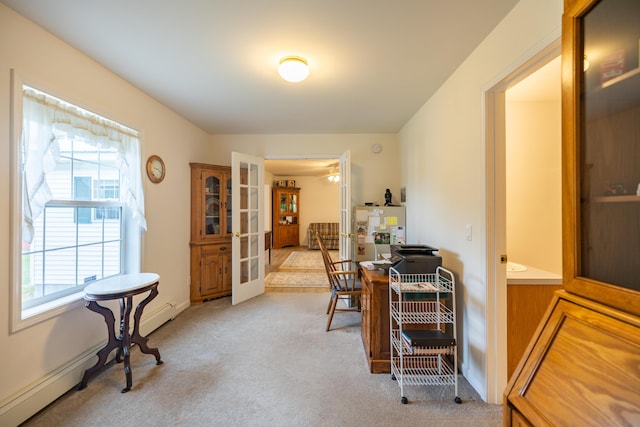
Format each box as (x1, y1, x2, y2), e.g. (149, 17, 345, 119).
(388, 266, 461, 404)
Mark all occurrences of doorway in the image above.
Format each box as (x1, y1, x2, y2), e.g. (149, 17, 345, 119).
(484, 39, 561, 403)
(264, 156, 341, 249)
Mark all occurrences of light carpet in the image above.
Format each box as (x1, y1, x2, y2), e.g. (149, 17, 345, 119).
(265, 272, 329, 288)
(279, 250, 338, 270)
(21, 293, 502, 427)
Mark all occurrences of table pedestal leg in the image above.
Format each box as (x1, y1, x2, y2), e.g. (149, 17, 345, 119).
(120, 296, 133, 393)
(131, 286, 163, 365)
(78, 300, 119, 390)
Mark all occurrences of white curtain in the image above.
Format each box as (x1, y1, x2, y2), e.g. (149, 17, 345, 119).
(21, 87, 147, 242)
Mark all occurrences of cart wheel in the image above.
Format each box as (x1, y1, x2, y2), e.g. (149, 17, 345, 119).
(391, 374, 396, 381)
(401, 396, 408, 404)
(454, 396, 462, 404)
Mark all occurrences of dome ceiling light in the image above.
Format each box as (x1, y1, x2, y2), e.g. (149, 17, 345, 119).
(278, 56, 309, 83)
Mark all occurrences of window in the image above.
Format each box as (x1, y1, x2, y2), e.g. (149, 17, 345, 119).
(93, 179, 121, 220)
(11, 80, 147, 331)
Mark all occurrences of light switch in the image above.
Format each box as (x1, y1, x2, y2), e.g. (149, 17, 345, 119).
(465, 224, 472, 241)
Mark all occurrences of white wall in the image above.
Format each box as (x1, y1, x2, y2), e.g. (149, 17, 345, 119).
(505, 99, 562, 274)
(398, 0, 562, 403)
(0, 6, 213, 425)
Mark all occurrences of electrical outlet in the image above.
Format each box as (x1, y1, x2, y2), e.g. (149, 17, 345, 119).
(465, 224, 472, 241)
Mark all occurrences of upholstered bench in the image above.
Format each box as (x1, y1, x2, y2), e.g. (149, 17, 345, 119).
(308, 223, 339, 250)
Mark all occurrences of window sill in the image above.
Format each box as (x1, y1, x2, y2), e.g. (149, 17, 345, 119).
(12, 291, 86, 333)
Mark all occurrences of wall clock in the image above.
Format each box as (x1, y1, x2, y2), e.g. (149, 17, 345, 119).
(146, 155, 166, 183)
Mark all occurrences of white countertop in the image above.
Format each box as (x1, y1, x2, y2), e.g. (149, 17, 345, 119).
(85, 272, 160, 296)
(507, 265, 562, 285)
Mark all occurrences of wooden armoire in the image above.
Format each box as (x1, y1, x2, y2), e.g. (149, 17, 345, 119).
(503, 1, 640, 425)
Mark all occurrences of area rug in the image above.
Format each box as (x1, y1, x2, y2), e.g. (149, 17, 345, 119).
(265, 272, 329, 288)
(279, 250, 338, 270)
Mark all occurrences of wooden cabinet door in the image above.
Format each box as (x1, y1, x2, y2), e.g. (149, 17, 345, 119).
(190, 163, 231, 242)
(202, 169, 225, 240)
(201, 245, 224, 296)
(562, 0, 640, 315)
(222, 251, 232, 292)
(202, 243, 232, 296)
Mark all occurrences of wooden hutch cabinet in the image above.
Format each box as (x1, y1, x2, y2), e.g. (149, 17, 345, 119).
(504, 1, 640, 425)
(272, 187, 300, 249)
(189, 163, 232, 303)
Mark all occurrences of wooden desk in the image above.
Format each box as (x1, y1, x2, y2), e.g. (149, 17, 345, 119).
(78, 273, 163, 393)
(360, 267, 391, 374)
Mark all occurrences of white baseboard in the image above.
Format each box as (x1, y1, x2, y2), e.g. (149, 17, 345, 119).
(0, 300, 186, 427)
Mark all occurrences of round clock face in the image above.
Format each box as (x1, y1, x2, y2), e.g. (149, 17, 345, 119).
(146, 155, 165, 183)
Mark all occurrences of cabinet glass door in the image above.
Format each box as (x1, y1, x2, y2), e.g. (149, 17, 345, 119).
(279, 192, 287, 214)
(205, 175, 221, 236)
(290, 193, 297, 214)
(580, 0, 640, 290)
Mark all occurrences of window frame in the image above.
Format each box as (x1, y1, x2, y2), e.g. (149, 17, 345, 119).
(9, 71, 144, 333)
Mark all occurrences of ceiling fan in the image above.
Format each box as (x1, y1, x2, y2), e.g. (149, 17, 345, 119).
(316, 163, 340, 183)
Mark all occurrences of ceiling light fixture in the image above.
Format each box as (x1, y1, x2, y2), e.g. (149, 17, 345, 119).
(278, 56, 309, 83)
(327, 169, 340, 183)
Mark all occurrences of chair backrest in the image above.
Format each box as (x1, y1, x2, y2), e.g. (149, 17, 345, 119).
(315, 231, 334, 274)
(316, 231, 357, 292)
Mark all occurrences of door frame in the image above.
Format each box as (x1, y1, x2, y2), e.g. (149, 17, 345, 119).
(483, 35, 560, 403)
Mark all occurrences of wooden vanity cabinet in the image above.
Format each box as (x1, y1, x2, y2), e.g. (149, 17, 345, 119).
(189, 163, 232, 303)
(504, 0, 640, 424)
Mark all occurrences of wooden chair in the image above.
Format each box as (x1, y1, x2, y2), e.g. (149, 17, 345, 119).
(315, 232, 361, 331)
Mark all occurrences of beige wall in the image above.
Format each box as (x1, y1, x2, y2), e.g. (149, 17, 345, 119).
(505, 99, 562, 274)
(0, 6, 212, 424)
(398, 0, 562, 403)
(212, 133, 401, 207)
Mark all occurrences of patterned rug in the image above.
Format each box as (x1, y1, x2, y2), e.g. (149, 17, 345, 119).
(279, 250, 338, 270)
(265, 272, 329, 288)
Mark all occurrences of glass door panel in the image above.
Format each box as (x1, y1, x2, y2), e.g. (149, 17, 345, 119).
(205, 175, 220, 236)
(580, 0, 640, 290)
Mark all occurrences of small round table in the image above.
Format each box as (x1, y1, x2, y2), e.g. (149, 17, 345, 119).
(78, 273, 163, 393)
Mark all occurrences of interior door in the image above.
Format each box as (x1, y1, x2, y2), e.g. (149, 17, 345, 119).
(231, 152, 265, 305)
(338, 150, 352, 262)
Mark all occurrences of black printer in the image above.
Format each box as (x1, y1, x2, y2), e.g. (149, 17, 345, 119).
(389, 244, 442, 274)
